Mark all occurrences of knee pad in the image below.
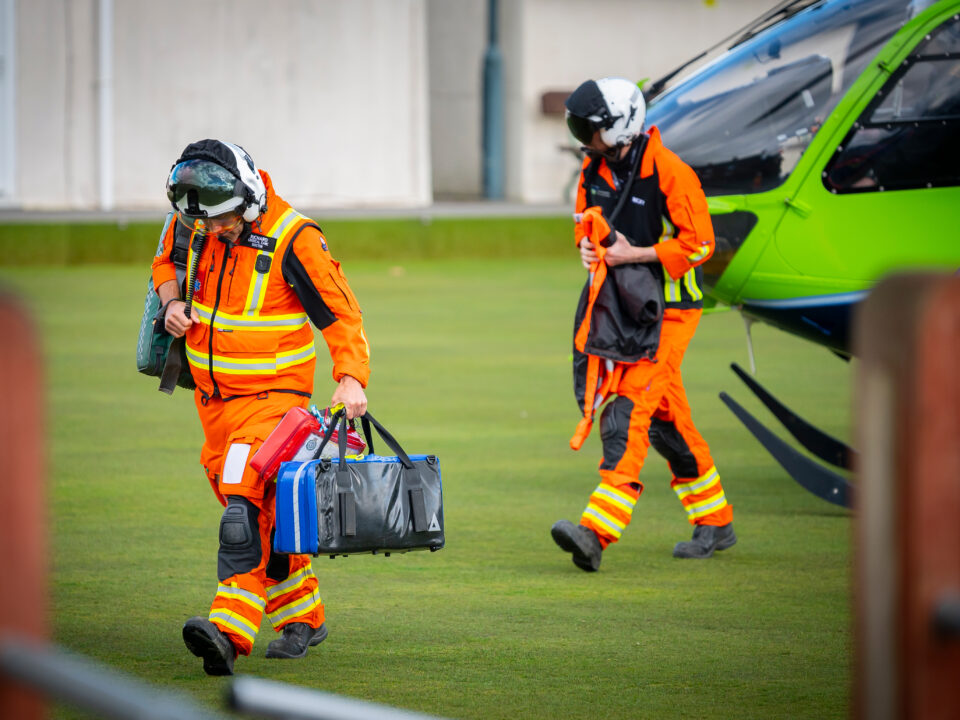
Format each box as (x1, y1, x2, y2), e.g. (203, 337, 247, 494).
(599, 396, 635, 470)
(218, 496, 262, 581)
(648, 418, 699, 478)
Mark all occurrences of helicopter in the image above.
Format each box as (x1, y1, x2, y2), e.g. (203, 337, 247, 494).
(642, 0, 960, 507)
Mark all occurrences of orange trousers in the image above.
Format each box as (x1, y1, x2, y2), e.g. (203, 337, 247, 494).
(194, 390, 324, 655)
(579, 309, 733, 547)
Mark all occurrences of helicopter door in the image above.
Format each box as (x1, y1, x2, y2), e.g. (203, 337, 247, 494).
(773, 11, 960, 284)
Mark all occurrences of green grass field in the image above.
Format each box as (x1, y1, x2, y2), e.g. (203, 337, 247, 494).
(0, 251, 853, 719)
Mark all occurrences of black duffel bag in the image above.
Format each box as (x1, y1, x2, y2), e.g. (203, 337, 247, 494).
(274, 409, 444, 557)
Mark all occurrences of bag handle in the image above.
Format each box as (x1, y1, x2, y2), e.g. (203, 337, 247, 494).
(312, 406, 345, 461)
(361, 411, 428, 531)
(359, 410, 415, 470)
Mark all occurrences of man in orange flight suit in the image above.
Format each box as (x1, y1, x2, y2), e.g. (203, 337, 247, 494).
(551, 78, 735, 572)
(152, 139, 370, 674)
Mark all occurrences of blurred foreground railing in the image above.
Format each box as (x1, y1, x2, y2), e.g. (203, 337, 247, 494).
(229, 676, 448, 720)
(0, 636, 227, 720)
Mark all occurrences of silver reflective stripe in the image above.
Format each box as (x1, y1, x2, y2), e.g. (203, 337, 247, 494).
(246, 264, 268, 316)
(216, 584, 266, 611)
(193, 303, 308, 331)
(277, 344, 315, 368)
(686, 492, 727, 517)
(210, 356, 277, 372)
(267, 566, 314, 599)
(271, 210, 298, 239)
(292, 462, 308, 552)
(268, 590, 321, 624)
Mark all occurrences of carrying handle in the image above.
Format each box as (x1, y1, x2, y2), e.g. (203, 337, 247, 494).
(312, 406, 346, 461)
(359, 410, 415, 470)
(311, 407, 416, 471)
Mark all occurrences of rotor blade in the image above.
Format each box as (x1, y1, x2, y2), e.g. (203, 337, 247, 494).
(720, 392, 853, 509)
(730, 362, 857, 470)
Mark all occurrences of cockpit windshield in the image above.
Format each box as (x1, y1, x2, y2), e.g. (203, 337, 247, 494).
(646, 0, 920, 196)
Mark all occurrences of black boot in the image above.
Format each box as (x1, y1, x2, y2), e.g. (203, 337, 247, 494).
(265, 622, 328, 659)
(182, 617, 237, 676)
(673, 522, 737, 559)
(551, 520, 603, 572)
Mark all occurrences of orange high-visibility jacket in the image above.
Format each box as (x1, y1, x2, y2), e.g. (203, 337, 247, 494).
(152, 170, 369, 400)
(569, 126, 714, 449)
(574, 126, 715, 310)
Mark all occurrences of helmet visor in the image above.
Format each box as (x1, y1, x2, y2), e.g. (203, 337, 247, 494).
(566, 112, 599, 146)
(166, 159, 243, 218)
(176, 210, 244, 236)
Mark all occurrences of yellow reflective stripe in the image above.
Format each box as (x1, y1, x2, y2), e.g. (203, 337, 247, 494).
(193, 301, 309, 332)
(266, 566, 316, 600)
(687, 244, 710, 263)
(244, 209, 309, 316)
(209, 609, 258, 643)
(683, 268, 703, 301)
(359, 325, 370, 357)
(244, 263, 270, 317)
(185, 341, 315, 375)
(594, 484, 637, 512)
(215, 584, 266, 613)
(683, 490, 728, 519)
(674, 466, 720, 500)
(276, 343, 316, 369)
(267, 590, 322, 625)
(658, 218, 682, 303)
(583, 504, 625, 537)
(266, 207, 298, 238)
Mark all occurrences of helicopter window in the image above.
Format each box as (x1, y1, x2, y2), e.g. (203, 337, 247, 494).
(646, 0, 915, 196)
(824, 14, 960, 193)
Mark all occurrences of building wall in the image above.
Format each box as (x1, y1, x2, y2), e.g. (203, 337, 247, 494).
(9, 0, 781, 210)
(508, 0, 779, 204)
(427, 0, 486, 199)
(14, 0, 431, 210)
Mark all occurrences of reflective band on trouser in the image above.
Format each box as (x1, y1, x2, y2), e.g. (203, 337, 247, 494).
(265, 563, 324, 631)
(185, 341, 316, 376)
(580, 482, 641, 545)
(209, 582, 267, 654)
(671, 465, 732, 525)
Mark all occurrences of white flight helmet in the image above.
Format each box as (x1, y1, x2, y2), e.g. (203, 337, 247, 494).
(565, 77, 646, 153)
(166, 139, 267, 225)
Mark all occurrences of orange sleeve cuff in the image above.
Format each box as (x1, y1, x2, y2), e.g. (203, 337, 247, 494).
(321, 319, 371, 389)
(654, 241, 694, 281)
(333, 362, 371, 389)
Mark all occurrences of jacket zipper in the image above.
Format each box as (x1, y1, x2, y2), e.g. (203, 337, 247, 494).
(207, 238, 235, 397)
(227, 253, 239, 300)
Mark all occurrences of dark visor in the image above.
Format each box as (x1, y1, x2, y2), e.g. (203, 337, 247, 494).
(566, 113, 599, 145)
(166, 159, 239, 216)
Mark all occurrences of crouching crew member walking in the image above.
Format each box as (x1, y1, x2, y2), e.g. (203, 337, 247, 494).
(152, 139, 370, 674)
(552, 78, 735, 571)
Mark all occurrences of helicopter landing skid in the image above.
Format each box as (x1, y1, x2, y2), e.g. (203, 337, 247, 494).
(719, 366, 854, 509)
(729, 363, 857, 470)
